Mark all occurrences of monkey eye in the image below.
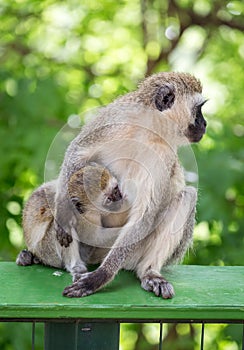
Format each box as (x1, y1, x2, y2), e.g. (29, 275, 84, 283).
(105, 197, 112, 205)
(70, 196, 79, 204)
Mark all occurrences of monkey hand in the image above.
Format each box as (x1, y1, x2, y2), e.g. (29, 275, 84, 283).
(55, 221, 73, 247)
(141, 273, 175, 299)
(63, 268, 111, 297)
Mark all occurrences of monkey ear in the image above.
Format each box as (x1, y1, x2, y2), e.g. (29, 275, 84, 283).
(154, 84, 175, 112)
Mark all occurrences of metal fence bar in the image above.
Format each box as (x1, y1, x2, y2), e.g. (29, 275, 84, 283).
(200, 322, 205, 350)
(159, 321, 163, 350)
(1, 319, 244, 349)
(45, 321, 120, 350)
(242, 322, 244, 350)
(32, 321, 35, 350)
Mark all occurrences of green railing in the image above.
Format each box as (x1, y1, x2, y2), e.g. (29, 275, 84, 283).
(0, 262, 243, 349)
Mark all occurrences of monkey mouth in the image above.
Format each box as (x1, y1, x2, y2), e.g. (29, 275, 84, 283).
(185, 126, 206, 143)
(191, 134, 204, 142)
(105, 198, 124, 212)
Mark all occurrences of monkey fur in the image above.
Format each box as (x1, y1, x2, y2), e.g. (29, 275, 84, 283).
(16, 164, 126, 281)
(21, 72, 207, 299)
(53, 72, 207, 299)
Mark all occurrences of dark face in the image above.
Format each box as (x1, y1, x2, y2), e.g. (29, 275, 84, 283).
(103, 185, 123, 212)
(186, 103, 207, 142)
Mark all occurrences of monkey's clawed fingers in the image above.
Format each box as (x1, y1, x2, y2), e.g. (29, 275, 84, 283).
(141, 274, 175, 299)
(55, 222, 73, 247)
(63, 270, 107, 298)
(63, 282, 90, 298)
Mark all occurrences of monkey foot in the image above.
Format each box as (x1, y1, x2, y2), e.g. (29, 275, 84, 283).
(55, 222, 73, 247)
(141, 274, 175, 299)
(63, 268, 110, 298)
(16, 249, 33, 266)
(16, 249, 40, 266)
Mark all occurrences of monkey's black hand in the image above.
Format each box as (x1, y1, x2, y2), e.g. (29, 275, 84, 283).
(141, 274, 175, 299)
(63, 268, 111, 297)
(55, 221, 73, 247)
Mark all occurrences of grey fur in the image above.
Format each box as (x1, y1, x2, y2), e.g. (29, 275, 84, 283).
(56, 72, 207, 298)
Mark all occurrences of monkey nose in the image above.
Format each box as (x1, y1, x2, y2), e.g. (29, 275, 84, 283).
(114, 191, 123, 202)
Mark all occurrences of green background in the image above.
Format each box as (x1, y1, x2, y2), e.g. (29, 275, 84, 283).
(0, 0, 243, 349)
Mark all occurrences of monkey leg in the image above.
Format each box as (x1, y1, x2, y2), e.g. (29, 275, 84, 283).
(164, 198, 196, 266)
(34, 230, 88, 282)
(126, 186, 197, 299)
(61, 239, 88, 282)
(18, 226, 87, 282)
(16, 244, 87, 283)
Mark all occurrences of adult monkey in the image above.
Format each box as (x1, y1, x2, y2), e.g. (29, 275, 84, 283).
(55, 72, 207, 299)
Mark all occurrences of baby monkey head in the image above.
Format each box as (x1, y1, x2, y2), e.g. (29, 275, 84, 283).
(102, 183, 123, 212)
(135, 72, 207, 144)
(68, 164, 123, 214)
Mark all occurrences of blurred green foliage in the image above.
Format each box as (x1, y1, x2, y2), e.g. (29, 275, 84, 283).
(0, 0, 243, 349)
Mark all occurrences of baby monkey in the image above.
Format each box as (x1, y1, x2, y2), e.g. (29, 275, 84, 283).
(16, 163, 125, 281)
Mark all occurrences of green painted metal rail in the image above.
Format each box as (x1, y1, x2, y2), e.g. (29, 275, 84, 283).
(0, 262, 243, 349)
(0, 262, 243, 321)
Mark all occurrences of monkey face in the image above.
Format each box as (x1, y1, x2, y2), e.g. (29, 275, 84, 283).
(185, 102, 207, 142)
(138, 72, 207, 144)
(103, 185, 123, 212)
